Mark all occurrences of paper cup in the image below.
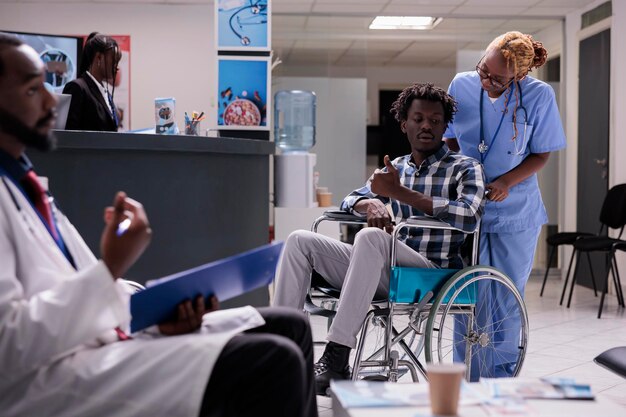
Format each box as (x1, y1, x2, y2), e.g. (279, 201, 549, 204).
(427, 363, 466, 416)
(317, 192, 333, 207)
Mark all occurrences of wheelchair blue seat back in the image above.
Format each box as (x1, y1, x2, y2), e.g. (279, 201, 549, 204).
(389, 267, 477, 304)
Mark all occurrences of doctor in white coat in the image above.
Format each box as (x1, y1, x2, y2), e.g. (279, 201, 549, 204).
(0, 34, 317, 417)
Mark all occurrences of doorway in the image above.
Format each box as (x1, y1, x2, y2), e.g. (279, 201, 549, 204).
(576, 28, 610, 288)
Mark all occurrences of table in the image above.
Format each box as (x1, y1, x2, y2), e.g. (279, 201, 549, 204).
(331, 381, 626, 417)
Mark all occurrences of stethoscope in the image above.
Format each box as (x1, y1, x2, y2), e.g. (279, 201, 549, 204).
(228, 0, 268, 46)
(478, 81, 528, 163)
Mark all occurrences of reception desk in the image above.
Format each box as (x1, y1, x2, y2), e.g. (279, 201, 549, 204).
(28, 130, 274, 307)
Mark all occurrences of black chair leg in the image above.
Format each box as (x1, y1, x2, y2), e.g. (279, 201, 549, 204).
(611, 255, 625, 307)
(567, 251, 582, 308)
(598, 252, 613, 319)
(560, 249, 577, 306)
(587, 252, 598, 297)
(540, 245, 556, 297)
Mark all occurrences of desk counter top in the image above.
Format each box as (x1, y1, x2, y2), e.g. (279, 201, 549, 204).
(52, 130, 275, 155)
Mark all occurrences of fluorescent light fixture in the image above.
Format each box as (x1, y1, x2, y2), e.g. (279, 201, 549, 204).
(369, 16, 442, 30)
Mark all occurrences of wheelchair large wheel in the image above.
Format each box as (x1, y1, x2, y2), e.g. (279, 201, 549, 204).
(424, 266, 528, 379)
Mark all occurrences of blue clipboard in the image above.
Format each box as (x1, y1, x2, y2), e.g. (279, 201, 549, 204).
(129, 241, 283, 332)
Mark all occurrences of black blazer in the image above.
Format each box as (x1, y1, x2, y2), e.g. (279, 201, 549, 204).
(62, 74, 118, 132)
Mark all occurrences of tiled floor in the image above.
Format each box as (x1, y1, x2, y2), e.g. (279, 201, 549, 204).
(313, 273, 626, 417)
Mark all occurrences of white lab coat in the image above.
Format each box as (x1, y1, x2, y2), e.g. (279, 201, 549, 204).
(0, 175, 265, 417)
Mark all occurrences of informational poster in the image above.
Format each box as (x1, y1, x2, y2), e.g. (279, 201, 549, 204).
(216, 56, 270, 130)
(2, 31, 81, 93)
(216, 0, 270, 51)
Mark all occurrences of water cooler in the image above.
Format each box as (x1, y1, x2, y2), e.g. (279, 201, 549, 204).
(274, 90, 317, 208)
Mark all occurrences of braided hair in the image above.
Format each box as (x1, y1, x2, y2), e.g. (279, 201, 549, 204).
(390, 82, 457, 125)
(79, 32, 120, 77)
(486, 31, 548, 141)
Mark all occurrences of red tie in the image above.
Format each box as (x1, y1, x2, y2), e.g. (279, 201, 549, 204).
(22, 170, 58, 240)
(115, 327, 132, 341)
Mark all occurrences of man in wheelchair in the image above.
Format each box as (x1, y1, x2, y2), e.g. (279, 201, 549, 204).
(273, 83, 486, 395)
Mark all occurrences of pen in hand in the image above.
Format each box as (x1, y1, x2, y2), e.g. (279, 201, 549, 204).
(116, 218, 132, 236)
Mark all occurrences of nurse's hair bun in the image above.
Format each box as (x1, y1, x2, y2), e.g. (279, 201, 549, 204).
(528, 35, 548, 69)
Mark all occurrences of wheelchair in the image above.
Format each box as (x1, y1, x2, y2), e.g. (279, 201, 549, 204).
(304, 210, 529, 382)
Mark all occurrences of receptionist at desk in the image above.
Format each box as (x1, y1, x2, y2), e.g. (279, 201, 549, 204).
(63, 32, 120, 132)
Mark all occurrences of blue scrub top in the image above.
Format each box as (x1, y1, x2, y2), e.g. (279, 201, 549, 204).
(444, 71, 566, 233)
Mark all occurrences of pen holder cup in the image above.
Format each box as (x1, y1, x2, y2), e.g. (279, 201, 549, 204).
(185, 120, 201, 136)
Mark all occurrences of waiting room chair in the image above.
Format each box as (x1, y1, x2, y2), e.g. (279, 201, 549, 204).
(540, 184, 626, 299)
(594, 346, 626, 378)
(561, 185, 626, 318)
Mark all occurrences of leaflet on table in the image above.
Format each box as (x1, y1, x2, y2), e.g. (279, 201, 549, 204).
(129, 241, 283, 332)
(330, 380, 485, 409)
(482, 377, 594, 400)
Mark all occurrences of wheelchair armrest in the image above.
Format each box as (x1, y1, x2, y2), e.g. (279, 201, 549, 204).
(322, 210, 367, 222)
(311, 209, 367, 232)
(403, 216, 470, 233)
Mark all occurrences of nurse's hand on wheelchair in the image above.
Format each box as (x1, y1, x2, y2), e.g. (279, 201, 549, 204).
(158, 295, 220, 336)
(486, 178, 510, 202)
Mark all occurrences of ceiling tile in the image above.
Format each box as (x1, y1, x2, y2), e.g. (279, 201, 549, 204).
(311, 3, 384, 14)
(272, 38, 296, 48)
(403, 41, 464, 53)
(293, 39, 353, 50)
(315, 0, 372, 3)
(435, 18, 508, 30)
(381, 5, 456, 15)
(451, 6, 532, 16)
(461, 0, 537, 6)
(535, 0, 596, 7)
(305, 15, 372, 30)
(388, 0, 465, 5)
(273, 1, 313, 13)
(273, 15, 309, 28)
(520, 6, 578, 16)
(498, 18, 561, 33)
(361, 40, 413, 51)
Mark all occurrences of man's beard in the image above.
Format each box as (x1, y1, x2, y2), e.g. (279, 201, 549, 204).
(0, 107, 57, 152)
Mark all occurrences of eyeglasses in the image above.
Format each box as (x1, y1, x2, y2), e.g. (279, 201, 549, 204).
(475, 59, 515, 89)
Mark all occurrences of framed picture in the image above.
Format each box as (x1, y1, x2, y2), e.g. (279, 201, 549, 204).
(215, 0, 270, 51)
(216, 56, 270, 130)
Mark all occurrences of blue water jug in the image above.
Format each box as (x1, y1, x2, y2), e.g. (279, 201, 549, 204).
(274, 90, 316, 153)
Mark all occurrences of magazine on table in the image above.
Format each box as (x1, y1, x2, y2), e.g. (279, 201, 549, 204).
(482, 377, 594, 400)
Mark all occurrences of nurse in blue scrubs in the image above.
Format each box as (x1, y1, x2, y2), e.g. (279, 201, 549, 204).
(444, 31, 566, 379)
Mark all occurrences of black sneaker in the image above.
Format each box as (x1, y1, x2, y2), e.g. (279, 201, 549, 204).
(314, 360, 351, 396)
(314, 341, 351, 396)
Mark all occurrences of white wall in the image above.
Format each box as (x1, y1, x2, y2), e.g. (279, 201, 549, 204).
(0, 3, 216, 131)
(273, 76, 367, 205)
(277, 64, 456, 126)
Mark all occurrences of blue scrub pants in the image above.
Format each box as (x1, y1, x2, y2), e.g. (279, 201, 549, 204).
(454, 226, 541, 380)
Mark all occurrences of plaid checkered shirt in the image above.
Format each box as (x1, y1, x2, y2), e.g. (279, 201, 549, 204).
(341, 144, 486, 269)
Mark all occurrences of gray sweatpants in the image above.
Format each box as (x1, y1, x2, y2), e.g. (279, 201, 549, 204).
(272, 227, 435, 349)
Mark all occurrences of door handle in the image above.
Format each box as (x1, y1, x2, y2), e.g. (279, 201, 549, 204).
(594, 158, 607, 167)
